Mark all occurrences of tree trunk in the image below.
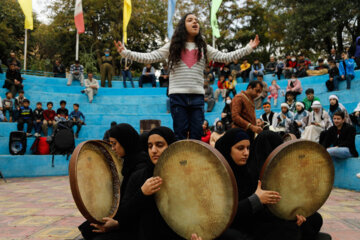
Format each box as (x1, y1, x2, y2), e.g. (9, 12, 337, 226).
(336, 24, 344, 53)
(324, 36, 333, 54)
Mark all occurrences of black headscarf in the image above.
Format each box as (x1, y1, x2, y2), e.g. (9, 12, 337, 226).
(329, 99, 339, 113)
(215, 120, 225, 134)
(139, 132, 149, 153)
(215, 128, 252, 198)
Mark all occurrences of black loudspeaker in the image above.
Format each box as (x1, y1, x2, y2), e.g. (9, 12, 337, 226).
(9, 131, 27, 155)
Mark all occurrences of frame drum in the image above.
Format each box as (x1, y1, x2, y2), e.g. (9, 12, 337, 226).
(260, 139, 334, 220)
(154, 140, 238, 240)
(69, 140, 123, 224)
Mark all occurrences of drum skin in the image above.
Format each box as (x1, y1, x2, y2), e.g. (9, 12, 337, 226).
(260, 140, 334, 220)
(69, 140, 123, 224)
(154, 140, 238, 240)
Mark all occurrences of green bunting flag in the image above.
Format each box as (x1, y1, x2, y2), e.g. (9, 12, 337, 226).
(211, 0, 223, 38)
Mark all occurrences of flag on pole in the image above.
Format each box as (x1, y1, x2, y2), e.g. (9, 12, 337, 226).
(74, 0, 85, 34)
(123, 0, 132, 44)
(167, 0, 177, 40)
(18, 0, 33, 30)
(211, 0, 222, 38)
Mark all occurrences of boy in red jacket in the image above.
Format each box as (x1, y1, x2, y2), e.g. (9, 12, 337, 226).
(42, 102, 57, 136)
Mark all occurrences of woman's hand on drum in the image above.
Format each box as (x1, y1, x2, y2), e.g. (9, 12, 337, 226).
(296, 214, 307, 226)
(255, 180, 281, 205)
(191, 233, 203, 240)
(141, 177, 163, 196)
(90, 217, 119, 233)
(114, 40, 125, 54)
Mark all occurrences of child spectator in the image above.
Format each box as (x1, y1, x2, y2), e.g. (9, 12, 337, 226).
(214, 75, 227, 102)
(261, 102, 275, 128)
(159, 64, 170, 87)
(230, 59, 241, 80)
(338, 52, 357, 89)
(15, 90, 27, 110)
(286, 74, 302, 98)
(249, 58, 264, 82)
(285, 92, 296, 113)
(210, 120, 225, 147)
(33, 102, 44, 137)
(220, 64, 231, 79)
(326, 60, 340, 91)
(56, 100, 69, 122)
(201, 120, 211, 144)
(203, 66, 215, 84)
(139, 64, 156, 88)
(321, 111, 358, 159)
(204, 80, 215, 112)
(265, 56, 277, 74)
(328, 95, 351, 124)
(274, 56, 285, 80)
(284, 54, 297, 79)
(69, 103, 85, 138)
(42, 102, 57, 136)
(83, 72, 99, 103)
(268, 79, 280, 106)
(303, 88, 320, 112)
(67, 60, 84, 86)
(17, 99, 33, 137)
(2, 92, 14, 122)
(225, 75, 237, 98)
(239, 59, 251, 82)
(221, 96, 233, 130)
(254, 75, 268, 110)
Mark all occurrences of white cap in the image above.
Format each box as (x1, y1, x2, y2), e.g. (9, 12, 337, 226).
(296, 102, 305, 109)
(329, 95, 338, 101)
(281, 103, 289, 109)
(311, 100, 322, 108)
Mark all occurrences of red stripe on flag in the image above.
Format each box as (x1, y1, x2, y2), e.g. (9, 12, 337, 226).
(75, 13, 85, 34)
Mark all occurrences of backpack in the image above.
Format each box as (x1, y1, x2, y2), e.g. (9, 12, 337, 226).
(48, 121, 75, 167)
(31, 137, 50, 155)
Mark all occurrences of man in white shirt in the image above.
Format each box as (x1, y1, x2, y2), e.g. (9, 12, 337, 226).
(82, 72, 99, 103)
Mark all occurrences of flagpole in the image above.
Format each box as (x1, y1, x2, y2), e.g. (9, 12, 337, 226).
(212, 35, 215, 48)
(24, 29, 27, 71)
(76, 31, 79, 61)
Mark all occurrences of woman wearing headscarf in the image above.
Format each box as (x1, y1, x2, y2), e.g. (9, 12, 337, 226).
(210, 120, 226, 147)
(201, 120, 211, 143)
(288, 102, 309, 138)
(81, 123, 148, 240)
(328, 95, 351, 124)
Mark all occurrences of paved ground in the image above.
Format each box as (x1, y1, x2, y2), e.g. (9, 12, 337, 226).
(0, 176, 359, 240)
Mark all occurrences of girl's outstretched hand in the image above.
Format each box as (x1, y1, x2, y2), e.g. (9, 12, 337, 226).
(114, 40, 125, 54)
(249, 35, 260, 49)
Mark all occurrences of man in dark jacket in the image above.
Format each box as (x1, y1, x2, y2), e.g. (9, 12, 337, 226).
(4, 64, 23, 97)
(261, 102, 275, 129)
(321, 111, 358, 159)
(6, 52, 21, 71)
(53, 60, 66, 78)
(326, 60, 340, 91)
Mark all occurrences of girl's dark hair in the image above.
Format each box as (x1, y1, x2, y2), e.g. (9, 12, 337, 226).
(168, 13, 207, 71)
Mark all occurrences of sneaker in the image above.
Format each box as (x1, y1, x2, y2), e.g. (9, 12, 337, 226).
(81, 90, 85, 94)
(34, 133, 39, 137)
(357, 173, 360, 178)
(26, 133, 32, 137)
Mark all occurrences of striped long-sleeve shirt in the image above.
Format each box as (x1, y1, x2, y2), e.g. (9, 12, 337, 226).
(120, 42, 253, 95)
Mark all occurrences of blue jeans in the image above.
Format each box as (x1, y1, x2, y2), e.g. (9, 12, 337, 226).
(33, 121, 42, 134)
(170, 94, 204, 140)
(337, 74, 354, 89)
(327, 147, 353, 159)
(166, 98, 170, 112)
(249, 71, 264, 82)
(122, 70, 134, 88)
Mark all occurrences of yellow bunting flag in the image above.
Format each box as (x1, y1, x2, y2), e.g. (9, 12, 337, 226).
(18, 0, 33, 30)
(123, 0, 132, 44)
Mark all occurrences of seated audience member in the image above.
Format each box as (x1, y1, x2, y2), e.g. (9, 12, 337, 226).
(239, 59, 251, 82)
(203, 65, 214, 83)
(67, 60, 84, 86)
(2, 92, 14, 122)
(42, 102, 57, 136)
(214, 75, 227, 102)
(268, 79, 280, 106)
(265, 56, 277, 74)
(53, 60, 66, 78)
(159, 64, 170, 87)
(56, 100, 69, 122)
(256, 118, 265, 129)
(139, 64, 156, 88)
(33, 102, 44, 137)
(298, 53, 311, 69)
(69, 103, 85, 138)
(121, 57, 134, 88)
(271, 103, 294, 133)
(0, 97, 3, 122)
(249, 58, 265, 82)
(286, 74, 302, 99)
(254, 75, 268, 110)
(315, 59, 329, 70)
(221, 96, 233, 130)
(210, 120, 225, 147)
(338, 52, 356, 90)
(326, 60, 340, 91)
(209, 61, 224, 78)
(4, 63, 23, 97)
(289, 102, 309, 138)
(261, 102, 275, 129)
(328, 48, 341, 63)
(328, 95, 351, 124)
(350, 102, 360, 132)
(296, 60, 308, 78)
(274, 56, 285, 80)
(15, 90, 27, 110)
(321, 111, 358, 159)
(225, 75, 237, 98)
(17, 99, 33, 137)
(303, 88, 320, 112)
(284, 54, 297, 78)
(204, 80, 215, 112)
(82, 72, 99, 103)
(103, 121, 117, 142)
(285, 92, 296, 113)
(201, 120, 211, 144)
(6, 52, 21, 71)
(301, 101, 332, 142)
(230, 59, 241, 79)
(220, 64, 231, 79)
